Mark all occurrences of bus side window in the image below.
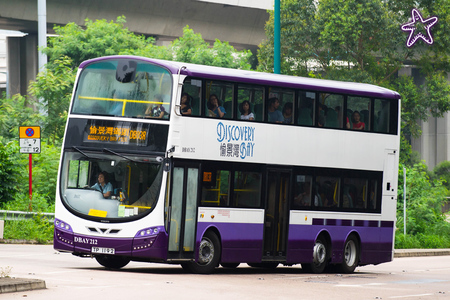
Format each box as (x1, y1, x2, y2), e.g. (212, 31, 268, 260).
(374, 99, 391, 133)
(237, 84, 264, 122)
(205, 81, 233, 119)
(233, 171, 261, 207)
(342, 178, 367, 209)
(182, 78, 202, 116)
(297, 91, 315, 126)
(316, 176, 339, 208)
(201, 169, 230, 206)
(320, 93, 343, 129)
(347, 96, 371, 131)
(292, 175, 313, 208)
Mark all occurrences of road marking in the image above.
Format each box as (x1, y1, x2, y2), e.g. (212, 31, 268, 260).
(389, 293, 434, 299)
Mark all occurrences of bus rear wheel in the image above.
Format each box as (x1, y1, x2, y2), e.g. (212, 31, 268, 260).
(338, 235, 359, 273)
(183, 231, 221, 274)
(303, 237, 328, 274)
(95, 255, 130, 269)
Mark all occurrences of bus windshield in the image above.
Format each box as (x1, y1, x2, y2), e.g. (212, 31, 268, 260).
(72, 59, 172, 119)
(60, 151, 163, 220)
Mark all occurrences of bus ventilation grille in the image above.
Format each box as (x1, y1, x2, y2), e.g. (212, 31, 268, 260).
(87, 227, 122, 234)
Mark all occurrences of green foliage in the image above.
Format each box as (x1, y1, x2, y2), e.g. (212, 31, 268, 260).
(397, 163, 448, 236)
(43, 16, 150, 69)
(0, 141, 24, 206)
(0, 94, 43, 141)
(126, 26, 253, 69)
(2, 215, 54, 244)
(433, 160, 450, 192)
(28, 57, 75, 143)
(395, 233, 450, 249)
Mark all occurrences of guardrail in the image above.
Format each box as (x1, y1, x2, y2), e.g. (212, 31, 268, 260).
(0, 210, 55, 222)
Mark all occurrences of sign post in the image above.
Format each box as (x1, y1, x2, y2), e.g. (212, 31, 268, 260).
(19, 126, 41, 211)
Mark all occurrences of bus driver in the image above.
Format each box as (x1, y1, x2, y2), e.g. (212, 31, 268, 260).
(91, 171, 113, 199)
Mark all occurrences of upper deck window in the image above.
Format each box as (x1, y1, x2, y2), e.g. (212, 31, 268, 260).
(72, 59, 172, 119)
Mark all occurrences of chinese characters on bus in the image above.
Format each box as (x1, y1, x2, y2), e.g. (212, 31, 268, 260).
(85, 121, 149, 146)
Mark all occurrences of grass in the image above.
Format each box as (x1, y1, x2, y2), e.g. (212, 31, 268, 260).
(2, 214, 53, 244)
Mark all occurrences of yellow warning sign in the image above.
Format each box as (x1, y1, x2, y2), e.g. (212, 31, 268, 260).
(19, 126, 41, 139)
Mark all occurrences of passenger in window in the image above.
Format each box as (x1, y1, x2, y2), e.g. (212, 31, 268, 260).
(145, 94, 166, 119)
(351, 111, 365, 130)
(240, 100, 254, 120)
(91, 171, 113, 199)
(207, 94, 226, 118)
(180, 92, 192, 115)
(267, 97, 283, 123)
(294, 182, 311, 206)
(318, 115, 325, 127)
(282, 102, 293, 124)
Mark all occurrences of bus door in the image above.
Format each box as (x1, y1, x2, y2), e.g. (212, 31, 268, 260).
(263, 169, 291, 259)
(167, 163, 199, 260)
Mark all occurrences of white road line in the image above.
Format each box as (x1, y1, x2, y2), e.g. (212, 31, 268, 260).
(389, 293, 434, 299)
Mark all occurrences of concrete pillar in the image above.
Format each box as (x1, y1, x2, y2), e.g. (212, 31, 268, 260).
(6, 34, 38, 96)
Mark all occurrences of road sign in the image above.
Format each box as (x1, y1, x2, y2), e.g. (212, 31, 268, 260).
(19, 126, 41, 139)
(19, 126, 41, 154)
(19, 138, 41, 154)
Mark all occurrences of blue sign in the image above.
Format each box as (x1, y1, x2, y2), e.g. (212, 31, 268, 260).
(216, 122, 255, 160)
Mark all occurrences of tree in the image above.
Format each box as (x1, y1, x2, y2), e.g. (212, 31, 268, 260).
(257, 0, 450, 148)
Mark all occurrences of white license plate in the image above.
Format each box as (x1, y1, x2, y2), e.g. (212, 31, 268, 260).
(92, 247, 115, 254)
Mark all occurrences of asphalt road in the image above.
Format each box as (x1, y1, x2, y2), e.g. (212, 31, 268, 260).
(1, 244, 449, 299)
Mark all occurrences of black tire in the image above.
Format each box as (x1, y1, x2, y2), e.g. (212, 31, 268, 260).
(247, 262, 279, 269)
(221, 263, 240, 268)
(95, 255, 130, 269)
(338, 235, 359, 273)
(183, 231, 221, 274)
(303, 236, 329, 274)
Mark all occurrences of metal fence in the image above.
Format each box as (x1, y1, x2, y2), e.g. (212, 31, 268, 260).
(0, 210, 55, 222)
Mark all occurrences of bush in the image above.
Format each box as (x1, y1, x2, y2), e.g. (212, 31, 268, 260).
(2, 215, 53, 244)
(396, 233, 450, 249)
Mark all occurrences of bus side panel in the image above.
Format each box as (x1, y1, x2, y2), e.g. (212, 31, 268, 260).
(286, 217, 394, 265)
(196, 222, 264, 263)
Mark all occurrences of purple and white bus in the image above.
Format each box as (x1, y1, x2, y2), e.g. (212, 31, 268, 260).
(54, 55, 400, 274)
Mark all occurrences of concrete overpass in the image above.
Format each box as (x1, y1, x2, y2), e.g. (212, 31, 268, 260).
(0, 0, 273, 95)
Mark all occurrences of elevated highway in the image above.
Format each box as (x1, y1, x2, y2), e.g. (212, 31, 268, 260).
(0, 0, 272, 94)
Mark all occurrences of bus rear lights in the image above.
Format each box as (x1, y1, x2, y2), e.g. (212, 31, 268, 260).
(55, 218, 73, 232)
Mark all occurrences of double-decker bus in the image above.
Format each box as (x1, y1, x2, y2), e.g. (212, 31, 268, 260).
(54, 55, 400, 274)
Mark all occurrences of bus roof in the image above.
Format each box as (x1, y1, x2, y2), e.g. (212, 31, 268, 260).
(80, 55, 401, 100)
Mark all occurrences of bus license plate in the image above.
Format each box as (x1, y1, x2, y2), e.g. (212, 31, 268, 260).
(92, 247, 115, 254)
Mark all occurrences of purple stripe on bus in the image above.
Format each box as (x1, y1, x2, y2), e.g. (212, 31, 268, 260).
(196, 222, 264, 263)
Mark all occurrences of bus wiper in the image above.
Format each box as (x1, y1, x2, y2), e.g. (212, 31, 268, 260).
(72, 146, 92, 158)
(102, 148, 140, 163)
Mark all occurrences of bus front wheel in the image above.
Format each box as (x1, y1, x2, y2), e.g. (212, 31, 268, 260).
(95, 255, 130, 269)
(183, 231, 221, 274)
